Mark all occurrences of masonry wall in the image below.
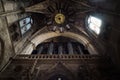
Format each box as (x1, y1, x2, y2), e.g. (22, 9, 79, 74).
(0, 0, 14, 70)
(0, 0, 31, 70)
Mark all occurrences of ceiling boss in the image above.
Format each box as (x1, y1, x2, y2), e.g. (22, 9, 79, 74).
(46, 0, 76, 33)
(55, 13, 65, 24)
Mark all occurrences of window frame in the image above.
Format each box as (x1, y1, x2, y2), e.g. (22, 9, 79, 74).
(19, 16, 33, 36)
(86, 15, 103, 37)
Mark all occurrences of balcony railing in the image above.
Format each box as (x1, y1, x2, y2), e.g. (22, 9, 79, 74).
(15, 54, 102, 60)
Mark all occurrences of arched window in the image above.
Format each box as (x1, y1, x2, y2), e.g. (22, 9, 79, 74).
(88, 16, 102, 35)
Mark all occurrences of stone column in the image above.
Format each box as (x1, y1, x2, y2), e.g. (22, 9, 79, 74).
(47, 42, 54, 55)
(67, 42, 74, 54)
(78, 46, 84, 55)
(37, 46, 43, 54)
(58, 45, 63, 54)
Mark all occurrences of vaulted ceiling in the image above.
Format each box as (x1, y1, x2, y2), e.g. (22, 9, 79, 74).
(1, 0, 120, 71)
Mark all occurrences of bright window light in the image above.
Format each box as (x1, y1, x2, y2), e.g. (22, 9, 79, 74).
(88, 16, 102, 34)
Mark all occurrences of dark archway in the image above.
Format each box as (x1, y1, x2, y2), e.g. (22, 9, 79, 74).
(21, 32, 98, 55)
(32, 36, 90, 55)
(0, 37, 5, 66)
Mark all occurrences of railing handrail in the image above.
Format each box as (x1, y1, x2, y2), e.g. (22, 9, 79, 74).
(15, 54, 103, 60)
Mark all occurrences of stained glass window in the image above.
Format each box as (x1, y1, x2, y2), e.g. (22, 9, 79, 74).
(19, 17, 33, 35)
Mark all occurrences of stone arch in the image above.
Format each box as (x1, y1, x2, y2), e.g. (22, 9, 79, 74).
(21, 32, 98, 55)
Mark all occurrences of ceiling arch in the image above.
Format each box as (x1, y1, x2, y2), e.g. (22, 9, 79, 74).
(21, 31, 98, 55)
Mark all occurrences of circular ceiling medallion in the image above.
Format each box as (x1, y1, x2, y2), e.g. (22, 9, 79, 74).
(55, 13, 65, 24)
(46, 0, 77, 33)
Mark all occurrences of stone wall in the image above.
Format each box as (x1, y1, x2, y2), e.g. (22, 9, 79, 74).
(0, 0, 14, 70)
(0, 0, 31, 70)
(0, 55, 118, 80)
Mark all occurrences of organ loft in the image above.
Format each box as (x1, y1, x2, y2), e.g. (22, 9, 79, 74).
(0, 0, 120, 80)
